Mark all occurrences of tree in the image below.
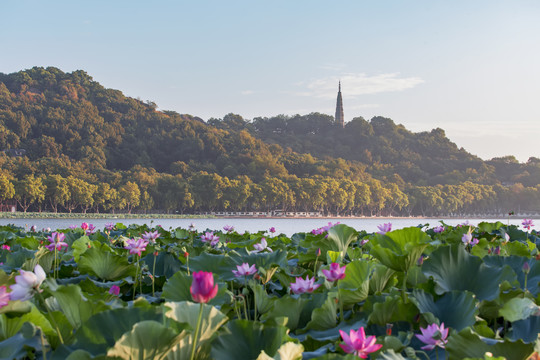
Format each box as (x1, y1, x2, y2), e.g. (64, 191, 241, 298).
(65, 176, 96, 213)
(119, 181, 140, 213)
(0, 174, 15, 202)
(44, 174, 69, 213)
(14, 175, 46, 212)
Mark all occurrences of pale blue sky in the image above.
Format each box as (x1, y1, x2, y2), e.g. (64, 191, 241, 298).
(2, 1, 539, 162)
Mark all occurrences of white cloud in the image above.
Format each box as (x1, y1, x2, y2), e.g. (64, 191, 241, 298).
(296, 73, 424, 99)
(241, 90, 255, 95)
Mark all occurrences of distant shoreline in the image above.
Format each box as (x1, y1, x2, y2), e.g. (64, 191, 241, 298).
(1, 212, 538, 220)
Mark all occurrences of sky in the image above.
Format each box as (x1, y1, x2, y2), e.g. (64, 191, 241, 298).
(2, 0, 540, 162)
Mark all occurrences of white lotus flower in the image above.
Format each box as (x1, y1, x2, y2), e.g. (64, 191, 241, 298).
(10, 264, 46, 301)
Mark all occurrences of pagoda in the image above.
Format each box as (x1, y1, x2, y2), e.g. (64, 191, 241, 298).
(335, 81, 344, 127)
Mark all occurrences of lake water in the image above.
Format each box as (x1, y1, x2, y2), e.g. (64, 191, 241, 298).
(0, 217, 525, 236)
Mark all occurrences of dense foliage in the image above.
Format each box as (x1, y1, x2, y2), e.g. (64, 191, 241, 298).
(0, 220, 539, 359)
(0, 67, 539, 215)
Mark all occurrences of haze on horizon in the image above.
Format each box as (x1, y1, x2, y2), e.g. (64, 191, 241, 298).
(2, 0, 539, 163)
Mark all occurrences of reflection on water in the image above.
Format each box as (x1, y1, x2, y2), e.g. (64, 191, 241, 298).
(0, 217, 525, 236)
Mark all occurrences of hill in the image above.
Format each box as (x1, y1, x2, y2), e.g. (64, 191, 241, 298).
(0, 67, 538, 215)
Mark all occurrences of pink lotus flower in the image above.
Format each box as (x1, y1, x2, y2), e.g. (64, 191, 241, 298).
(416, 323, 449, 351)
(124, 238, 149, 257)
(10, 264, 46, 301)
(253, 237, 272, 253)
(223, 225, 235, 232)
(142, 230, 160, 243)
(462, 233, 479, 246)
(68, 225, 77, 230)
(322, 263, 346, 282)
(81, 222, 89, 231)
(200, 232, 220, 246)
(522, 219, 534, 230)
(1, 244, 10, 251)
(86, 224, 96, 235)
(269, 227, 276, 233)
(339, 327, 382, 358)
(433, 225, 445, 233)
(190, 271, 218, 303)
(105, 223, 115, 231)
(232, 263, 257, 277)
(290, 275, 321, 294)
(30, 225, 37, 232)
(109, 285, 121, 296)
(45, 232, 68, 252)
(377, 223, 392, 235)
(0, 286, 10, 308)
(312, 222, 340, 235)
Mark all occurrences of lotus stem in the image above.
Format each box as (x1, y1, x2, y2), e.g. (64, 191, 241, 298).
(190, 302, 204, 360)
(402, 271, 408, 303)
(40, 326, 47, 360)
(35, 291, 64, 344)
(152, 252, 157, 297)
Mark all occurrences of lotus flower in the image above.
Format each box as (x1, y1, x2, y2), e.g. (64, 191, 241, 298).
(339, 327, 382, 358)
(522, 219, 534, 230)
(433, 225, 445, 233)
(190, 271, 218, 303)
(109, 285, 121, 296)
(377, 223, 392, 235)
(269, 227, 276, 233)
(1, 244, 10, 251)
(124, 238, 149, 257)
(223, 225, 234, 232)
(10, 264, 46, 301)
(105, 222, 115, 231)
(45, 232, 68, 251)
(142, 230, 160, 243)
(0, 286, 10, 308)
(461, 233, 479, 246)
(253, 237, 272, 252)
(81, 222, 89, 231)
(232, 263, 257, 277)
(290, 275, 320, 294)
(86, 224, 96, 235)
(200, 232, 220, 246)
(322, 263, 346, 282)
(416, 323, 449, 350)
(312, 222, 340, 235)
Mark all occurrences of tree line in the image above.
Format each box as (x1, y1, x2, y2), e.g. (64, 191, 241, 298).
(1, 169, 538, 216)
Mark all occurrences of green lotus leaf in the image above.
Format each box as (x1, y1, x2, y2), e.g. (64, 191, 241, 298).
(161, 271, 232, 306)
(74, 306, 163, 355)
(504, 241, 532, 257)
(142, 252, 182, 278)
(499, 297, 539, 323)
(484, 255, 540, 296)
(257, 342, 304, 360)
(476, 221, 504, 234)
(188, 252, 239, 281)
(107, 320, 186, 360)
(411, 289, 478, 331)
(51, 284, 104, 330)
(367, 294, 418, 325)
(230, 248, 288, 274)
(163, 301, 227, 360)
(304, 292, 338, 331)
(369, 264, 397, 295)
(261, 296, 311, 331)
(422, 245, 514, 301)
(211, 320, 290, 360)
(0, 323, 43, 360)
(251, 281, 275, 315)
(325, 224, 359, 256)
(71, 235, 91, 262)
(446, 327, 534, 360)
(338, 260, 372, 306)
(368, 227, 431, 273)
(507, 315, 540, 343)
(78, 246, 135, 281)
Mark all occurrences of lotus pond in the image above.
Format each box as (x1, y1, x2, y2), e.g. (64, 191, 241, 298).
(0, 221, 538, 360)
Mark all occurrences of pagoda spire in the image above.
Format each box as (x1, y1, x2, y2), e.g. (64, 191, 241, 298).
(335, 81, 344, 128)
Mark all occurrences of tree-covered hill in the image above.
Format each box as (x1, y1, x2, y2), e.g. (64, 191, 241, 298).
(0, 67, 538, 215)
